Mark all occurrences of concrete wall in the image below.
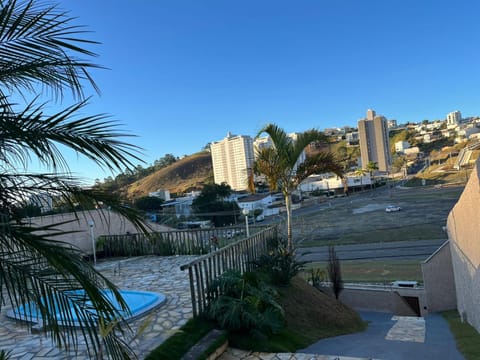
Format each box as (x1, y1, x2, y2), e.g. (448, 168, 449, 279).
(422, 241, 457, 312)
(330, 284, 427, 317)
(447, 159, 480, 331)
(28, 210, 171, 254)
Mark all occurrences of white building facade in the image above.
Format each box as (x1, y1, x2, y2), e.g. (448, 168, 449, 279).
(210, 132, 254, 191)
(447, 111, 462, 127)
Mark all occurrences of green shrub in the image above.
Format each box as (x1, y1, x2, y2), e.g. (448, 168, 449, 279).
(144, 318, 215, 360)
(205, 270, 284, 339)
(253, 245, 306, 286)
(307, 267, 327, 287)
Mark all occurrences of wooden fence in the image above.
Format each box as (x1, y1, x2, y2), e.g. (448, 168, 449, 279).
(180, 225, 278, 317)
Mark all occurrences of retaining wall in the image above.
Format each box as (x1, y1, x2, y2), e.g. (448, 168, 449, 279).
(326, 284, 427, 317)
(27, 210, 170, 254)
(421, 241, 457, 312)
(447, 159, 480, 331)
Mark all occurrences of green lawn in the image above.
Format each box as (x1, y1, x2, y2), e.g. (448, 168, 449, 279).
(443, 310, 480, 360)
(304, 259, 423, 284)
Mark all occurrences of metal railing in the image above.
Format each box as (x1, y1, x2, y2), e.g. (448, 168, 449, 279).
(180, 226, 278, 317)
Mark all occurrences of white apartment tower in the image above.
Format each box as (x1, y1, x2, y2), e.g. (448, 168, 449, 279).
(446, 110, 462, 126)
(210, 132, 254, 191)
(358, 109, 392, 172)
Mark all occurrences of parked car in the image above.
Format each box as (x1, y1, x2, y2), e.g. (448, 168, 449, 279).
(256, 214, 265, 222)
(385, 205, 401, 213)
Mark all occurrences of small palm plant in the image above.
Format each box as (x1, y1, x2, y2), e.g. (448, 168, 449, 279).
(205, 270, 284, 339)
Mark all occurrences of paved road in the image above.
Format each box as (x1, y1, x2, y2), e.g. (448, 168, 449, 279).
(300, 311, 464, 360)
(297, 239, 446, 262)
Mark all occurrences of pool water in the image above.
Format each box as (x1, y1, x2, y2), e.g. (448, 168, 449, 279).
(7, 289, 166, 327)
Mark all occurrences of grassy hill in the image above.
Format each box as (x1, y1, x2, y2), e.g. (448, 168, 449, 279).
(126, 152, 213, 198)
(229, 275, 366, 352)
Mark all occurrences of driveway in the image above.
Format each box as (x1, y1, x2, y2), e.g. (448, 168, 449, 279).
(300, 311, 464, 360)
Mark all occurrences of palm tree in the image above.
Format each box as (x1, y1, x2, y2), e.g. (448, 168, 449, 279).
(0, 1, 147, 358)
(254, 124, 343, 251)
(354, 167, 368, 191)
(366, 161, 379, 189)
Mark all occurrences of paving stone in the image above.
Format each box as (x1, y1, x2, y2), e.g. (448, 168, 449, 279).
(386, 315, 425, 343)
(0, 255, 198, 359)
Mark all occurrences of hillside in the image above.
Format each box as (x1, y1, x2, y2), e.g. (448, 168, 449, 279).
(126, 152, 213, 198)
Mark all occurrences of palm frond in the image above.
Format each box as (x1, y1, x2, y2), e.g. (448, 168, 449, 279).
(0, 219, 134, 355)
(256, 123, 293, 165)
(1, 99, 144, 172)
(0, 1, 149, 357)
(253, 146, 280, 191)
(0, 171, 150, 234)
(295, 151, 343, 184)
(0, 0, 101, 100)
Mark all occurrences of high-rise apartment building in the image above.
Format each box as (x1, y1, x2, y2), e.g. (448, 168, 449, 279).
(358, 109, 391, 172)
(210, 132, 254, 191)
(446, 110, 462, 126)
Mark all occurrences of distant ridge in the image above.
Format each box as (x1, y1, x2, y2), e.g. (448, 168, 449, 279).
(127, 152, 213, 198)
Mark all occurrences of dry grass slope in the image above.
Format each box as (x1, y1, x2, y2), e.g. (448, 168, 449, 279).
(278, 276, 366, 342)
(127, 152, 212, 198)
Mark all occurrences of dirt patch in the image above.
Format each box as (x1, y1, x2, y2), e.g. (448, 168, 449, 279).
(352, 203, 386, 214)
(295, 186, 463, 246)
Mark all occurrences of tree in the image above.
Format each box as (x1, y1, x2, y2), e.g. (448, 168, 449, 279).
(327, 245, 343, 299)
(192, 183, 239, 227)
(366, 161, 379, 189)
(153, 153, 177, 170)
(0, 1, 147, 358)
(134, 196, 164, 212)
(354, 167, 368, 191)
(254, 124, 343, 251)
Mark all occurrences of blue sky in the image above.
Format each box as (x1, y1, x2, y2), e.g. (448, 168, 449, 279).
(35, 1, 480, 182)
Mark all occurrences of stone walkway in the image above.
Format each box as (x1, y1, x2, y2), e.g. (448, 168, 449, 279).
(0, 255, 198, 359)
(220, 348, 378, 360)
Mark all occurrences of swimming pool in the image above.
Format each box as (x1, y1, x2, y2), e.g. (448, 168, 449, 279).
(7, 289, 166, 327)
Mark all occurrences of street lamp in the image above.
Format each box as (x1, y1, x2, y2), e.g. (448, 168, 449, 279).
(88, 220, 96, 266)
(242, 208, 250, 237)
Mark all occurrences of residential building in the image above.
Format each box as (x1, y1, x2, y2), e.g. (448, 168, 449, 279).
(210, 132, 254, 191)
(299, 173, 371, 193)
(387, 119, 398, 129)
(149, 189, 171, 201)
(447, 111, 462, 127)
(358, 109, 392, 171)
(395, 141, 410, 153)
(457, 125, 480, 140)
(236, 193, 279, 218)
(345, 131, 359, 145)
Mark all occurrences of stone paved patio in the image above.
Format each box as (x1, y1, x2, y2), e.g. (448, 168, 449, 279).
(219, 348, 379, 360)
(0, 255, 198, 359)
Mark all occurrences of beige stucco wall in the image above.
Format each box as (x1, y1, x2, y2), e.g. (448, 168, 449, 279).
(28, 210, 171, 254)
(447, 159, 480, 331)
(421, 241, 457, 312)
